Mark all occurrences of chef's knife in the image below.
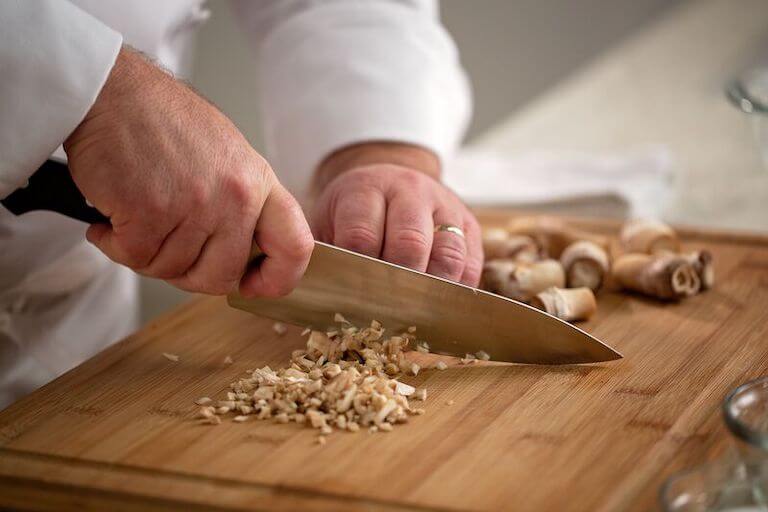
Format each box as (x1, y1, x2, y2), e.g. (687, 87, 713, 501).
(5, 161, 621, 365)
(1, 160, 108, 223)
(229, 242, 621, 365)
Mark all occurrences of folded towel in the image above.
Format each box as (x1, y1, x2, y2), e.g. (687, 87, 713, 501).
(444, 145, 674, 218)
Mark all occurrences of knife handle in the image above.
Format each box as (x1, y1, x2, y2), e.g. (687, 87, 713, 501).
(4, 162, 272, 270)
(1, 160, 109, 224)
(249, 244, 264, 262)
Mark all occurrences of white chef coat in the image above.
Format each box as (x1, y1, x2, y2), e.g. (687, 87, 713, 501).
(0, 0, 471, 409)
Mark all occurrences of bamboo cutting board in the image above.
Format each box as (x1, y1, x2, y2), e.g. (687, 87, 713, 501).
(1, 213, 767, 512)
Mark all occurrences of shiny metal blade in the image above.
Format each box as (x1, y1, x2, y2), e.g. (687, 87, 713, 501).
(228, 242, 621, 364)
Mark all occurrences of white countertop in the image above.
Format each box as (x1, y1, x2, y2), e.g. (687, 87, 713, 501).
(470, 0, 768, 232)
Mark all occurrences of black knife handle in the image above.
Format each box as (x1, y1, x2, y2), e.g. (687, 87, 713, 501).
(0, 160, 109, 224)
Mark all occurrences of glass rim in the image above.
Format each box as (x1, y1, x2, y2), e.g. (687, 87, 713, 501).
(722, 376, 768, 449)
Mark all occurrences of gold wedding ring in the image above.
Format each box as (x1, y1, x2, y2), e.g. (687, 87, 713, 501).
(434, 224, 465, 239)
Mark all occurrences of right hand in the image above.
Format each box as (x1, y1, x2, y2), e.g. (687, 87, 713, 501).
(63, 48, 313, 297)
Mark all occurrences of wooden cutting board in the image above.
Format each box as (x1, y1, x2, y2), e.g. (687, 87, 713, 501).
(1, 212, 767, 512)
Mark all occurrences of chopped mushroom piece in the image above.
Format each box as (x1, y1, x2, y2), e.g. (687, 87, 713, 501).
(272, 322, 288, 336)
(475, 350, 491, 361)
(162, 353, 179, 362)
(445, 400, 455, 406)
(413, 388, 427, 401)
(434, 361, 448, 371)
(196, 406, 215, 419)
(194, 397, 212, 406)
(223, 355, 233, 364)
(199, 317, 431, 436)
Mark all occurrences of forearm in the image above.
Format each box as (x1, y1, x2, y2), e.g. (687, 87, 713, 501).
(246, 0, 470, 200)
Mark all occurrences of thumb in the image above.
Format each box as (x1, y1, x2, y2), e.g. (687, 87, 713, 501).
(239, 186, 313, 298)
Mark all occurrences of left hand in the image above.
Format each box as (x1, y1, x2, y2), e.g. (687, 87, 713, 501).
(310, 143, 483, 286)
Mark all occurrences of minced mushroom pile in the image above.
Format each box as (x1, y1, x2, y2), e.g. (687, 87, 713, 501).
(195, 315, 431, 442)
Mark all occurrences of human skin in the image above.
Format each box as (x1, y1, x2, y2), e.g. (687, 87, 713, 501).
(310, 142, 483, 286)
(64, 47, 313, 298)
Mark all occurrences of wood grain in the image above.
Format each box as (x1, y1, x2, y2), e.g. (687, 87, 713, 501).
(1, 214, 767, 511)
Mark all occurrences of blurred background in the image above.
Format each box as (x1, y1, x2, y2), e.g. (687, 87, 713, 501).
(141, 0, 768, 321)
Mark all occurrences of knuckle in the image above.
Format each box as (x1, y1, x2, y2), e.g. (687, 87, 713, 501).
(431, 242, 466, 275)
(337, 225, 381, 255)
(143, 195, 169, 217)
(226, 173, 255, 206)
(284, 233, 314, 262)
(391, 227, 430, 253)
(188, 182, 208, 209)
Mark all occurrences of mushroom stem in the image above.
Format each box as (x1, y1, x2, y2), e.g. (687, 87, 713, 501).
(531, 287, 597, 322)
(482, 228, 539, 262)
(612, 253, 700, 300)
(619, 219, 680, 254)
(482, 259, 566, 303)
(560, 240, 610, 291)
(507, 216, 609, 259)
(684, 250, 714, 290)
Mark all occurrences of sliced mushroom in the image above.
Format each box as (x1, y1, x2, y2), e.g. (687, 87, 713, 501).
(612, 253, 700, 300)
(560, 240, 610, 291)
(683, 250, 714, 290)
(482, 258, 566, 302)
(507, 216, 609, 258)
(531, 287, 597, 322)
(482, 228, 540, 262)
(619, 219, 680, 254)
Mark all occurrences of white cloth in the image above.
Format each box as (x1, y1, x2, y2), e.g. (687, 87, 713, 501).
(0, 0, 470, 408)
(445, 146, 674, 218)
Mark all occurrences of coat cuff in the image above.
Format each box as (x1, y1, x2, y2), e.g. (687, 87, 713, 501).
(0, 0, 122, 199)
(258, 1, 471, 200)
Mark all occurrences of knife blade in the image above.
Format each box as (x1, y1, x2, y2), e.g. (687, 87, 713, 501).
(6, 162, 621, 365)
(228, 242, 621, 365)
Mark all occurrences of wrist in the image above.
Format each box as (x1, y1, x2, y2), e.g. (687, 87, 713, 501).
(312, 142, 441, 194)
(64, 47, 151, 151)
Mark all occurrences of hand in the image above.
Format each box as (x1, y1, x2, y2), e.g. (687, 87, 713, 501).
(64, 48, 313, 297)
(310, 143, 483, 286)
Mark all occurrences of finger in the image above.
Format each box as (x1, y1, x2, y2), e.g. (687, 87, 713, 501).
(427, 207, 467, 282)
(331, 187, 386, 258)
(166, 228, 246, 295)
(381, 189, 433, 271)
(460, 215, 484, 287)
(239, 186, 313, 298)
(135, 220, 210, 279)
(86, 217, 171, 269)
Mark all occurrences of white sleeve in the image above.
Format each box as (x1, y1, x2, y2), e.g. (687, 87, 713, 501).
(0, 1, 122, 199)
(232, 0, 472, 199)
